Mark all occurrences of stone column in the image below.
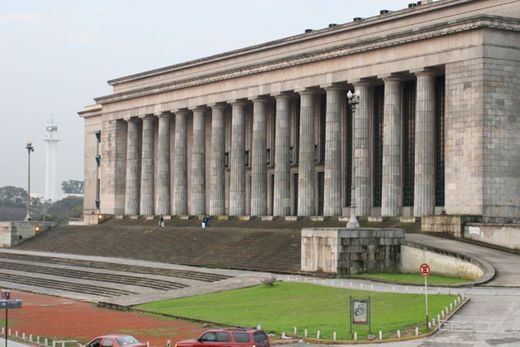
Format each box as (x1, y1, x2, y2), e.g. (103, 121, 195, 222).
(353, 82, 372, 216)
(156, 112, 171, 215)
(251, 97, 268, 216)
(229, 100, 247, 216)
(173, 109, 188, 215)
(414, 71, 436, 216)
(125, 118, 140, 215)
(298, 89, 317, 216)
(323, 86, 344, 216)
(382, 76, 402, 217)
(140, 115, 155, 216)
(273, 94, 291, 216)
(209, 103, 226, 215)
(191, 106, 206, 215)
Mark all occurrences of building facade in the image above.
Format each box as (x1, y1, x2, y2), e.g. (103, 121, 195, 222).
(79, 0, 520, 222)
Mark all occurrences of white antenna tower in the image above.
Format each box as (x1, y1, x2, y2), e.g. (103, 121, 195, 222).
(44, 117, 60, 202)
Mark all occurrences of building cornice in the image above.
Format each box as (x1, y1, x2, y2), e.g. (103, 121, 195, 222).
(94, 15, 520, 105)
(78, 104, 103, 118)
(107, 0, 474, 87)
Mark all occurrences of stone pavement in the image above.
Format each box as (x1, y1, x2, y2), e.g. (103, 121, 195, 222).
(0, 339, 31, 347)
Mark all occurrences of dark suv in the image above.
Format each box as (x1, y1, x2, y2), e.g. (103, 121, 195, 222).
(175, 328, 270, 347)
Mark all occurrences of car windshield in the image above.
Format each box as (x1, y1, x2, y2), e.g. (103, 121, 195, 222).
(116, 336, 139, 345)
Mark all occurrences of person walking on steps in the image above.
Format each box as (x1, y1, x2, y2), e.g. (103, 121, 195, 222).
(159, 215, 165, 228)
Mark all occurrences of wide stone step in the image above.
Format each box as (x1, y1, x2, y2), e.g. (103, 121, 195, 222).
(0, 260, 187, 290)
(0, 252, 230, 282)
(0, 270, 136, 297)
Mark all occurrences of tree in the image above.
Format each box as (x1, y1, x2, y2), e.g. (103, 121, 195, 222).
(47, 196, 83, 222)
(61, 180, 84, 194)
(0, 186, 28, 208)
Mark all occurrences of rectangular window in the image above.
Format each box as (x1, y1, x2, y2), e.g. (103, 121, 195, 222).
(232, 332, 250, 343)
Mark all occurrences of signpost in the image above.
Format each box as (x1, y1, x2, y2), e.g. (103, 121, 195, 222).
(349, 296, 371, 338)
(420, 263, 430, 328)
(0, 289, 22, 347)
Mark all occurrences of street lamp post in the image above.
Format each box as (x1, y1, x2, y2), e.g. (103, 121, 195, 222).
(346, 90, 360, 228)
(25, 142, 34, 221)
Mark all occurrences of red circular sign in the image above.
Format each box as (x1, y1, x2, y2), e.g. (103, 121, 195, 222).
(420, 263, 430, 277)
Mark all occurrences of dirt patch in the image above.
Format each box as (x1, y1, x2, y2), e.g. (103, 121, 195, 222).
(3, 291, 206, 347)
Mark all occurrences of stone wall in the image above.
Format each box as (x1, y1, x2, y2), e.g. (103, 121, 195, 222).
(481, 33, 520, 221)
(400, 244, 483, 280)
(301, 228, 405, 274)
(0, 222, 53, 248)
(421, 215, 482, 237)
(464, 223, 520, 251)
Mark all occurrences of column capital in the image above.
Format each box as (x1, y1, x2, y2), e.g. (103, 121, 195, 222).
(193, 105, 207, 113)
(209, 102, 227, 110)
(230, 99, 249, 107)
(379, 73, 406, 82)
(321, 83, 347, 91)
(157, 111, 171, 118)
(174, 108, 190, 116)
(296, 87, 321, 95)
(274, 92, 293, 100)
(252, 96, 270, 104)
(352, 78, 375, 87)
(141, 114, 155, 120)
(411, 67, 442, 76)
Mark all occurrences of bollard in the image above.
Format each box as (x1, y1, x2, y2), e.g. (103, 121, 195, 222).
(304, 329, 308, 338)
(428, 321, 432, 329)
(333, 332, 337, 341)
(437, 314, 441, 322)
(37, 336, 40, 344)
(316, 330, 320, 339)
(432, 319, 436, 326)
(379, 331, 382, 340)
(353, 332, 357, 341)
(22, 332, 26, 340)
(8, 329, 11, 336)
(62, 341, 66, 347)
(45, 338, 48, 346)
(293, 327, 297, 335)
(147, 342, 150, 347)
(166, 340, 171, 347)
(52, 341, 56, 347)
(281, 332, 286, 339)
(15, 331, 18, 338)
(30, 334, 32, 342)
(441, 310, 445, 318)
(397, 330, 401, 338)
(415, 327, 419, 336)
(449, 303, 453, 311)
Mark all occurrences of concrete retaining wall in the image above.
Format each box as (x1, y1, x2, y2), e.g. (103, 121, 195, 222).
(400, 244, 483, 280)
(464, 223, 520, 251)
(301, 228, 405, 274)
(0, 222, 53, 248)
(421, 215, 481, 237)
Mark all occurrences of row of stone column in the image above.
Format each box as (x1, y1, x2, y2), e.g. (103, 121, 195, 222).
(121, 70, 437, 217)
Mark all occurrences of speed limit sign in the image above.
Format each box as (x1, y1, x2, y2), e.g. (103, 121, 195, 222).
(420, 263, 430, 277)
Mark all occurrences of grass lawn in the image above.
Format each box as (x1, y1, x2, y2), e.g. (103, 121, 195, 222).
(345, 273, 471, 286)
(135, 282, 457, 340)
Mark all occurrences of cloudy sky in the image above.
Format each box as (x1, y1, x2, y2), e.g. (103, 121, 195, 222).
(1, 0, 413, 195)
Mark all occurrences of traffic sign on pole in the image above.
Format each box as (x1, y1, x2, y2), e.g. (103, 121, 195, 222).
(0, 300, 22, 309)
(420, 263, 430, 328)
(420, 263, 430, 277)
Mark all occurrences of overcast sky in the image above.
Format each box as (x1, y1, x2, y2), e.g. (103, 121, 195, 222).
(1, 0, 413, 195)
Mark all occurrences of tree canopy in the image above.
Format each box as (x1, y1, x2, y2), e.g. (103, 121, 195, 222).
(61, 180, 84, 194)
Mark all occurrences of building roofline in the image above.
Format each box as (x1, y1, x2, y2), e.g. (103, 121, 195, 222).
(107, 0, 470, 86)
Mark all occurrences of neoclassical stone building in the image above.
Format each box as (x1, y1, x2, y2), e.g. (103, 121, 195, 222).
(79, 0, 520, 222)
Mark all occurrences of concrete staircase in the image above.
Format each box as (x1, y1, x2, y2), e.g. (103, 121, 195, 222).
(15, 219, 303, 273)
